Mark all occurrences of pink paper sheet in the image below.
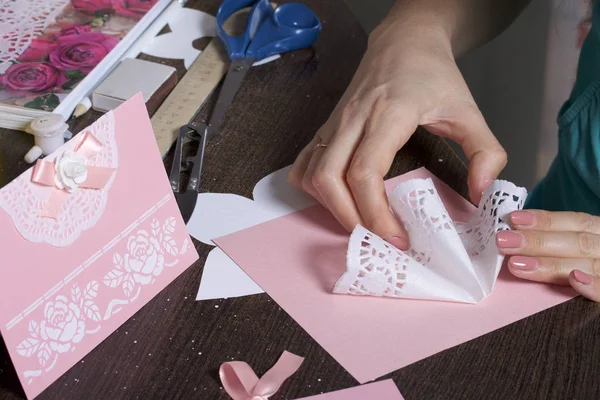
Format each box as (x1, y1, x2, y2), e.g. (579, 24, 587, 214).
(295, 379, 404, 400)
(0, 94, 198, 398)
(216, 168, 576, 384)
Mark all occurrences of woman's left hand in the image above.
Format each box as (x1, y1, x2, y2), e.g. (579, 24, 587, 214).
(497, 210, 600, 302)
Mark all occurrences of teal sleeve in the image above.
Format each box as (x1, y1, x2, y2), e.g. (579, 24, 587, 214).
(525, 3, 600, 215)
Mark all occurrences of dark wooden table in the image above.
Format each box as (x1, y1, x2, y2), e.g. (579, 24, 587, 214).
(2, 1, 600, 399)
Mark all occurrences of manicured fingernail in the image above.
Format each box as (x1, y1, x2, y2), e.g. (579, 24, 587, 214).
(510, 211, 535, 226)
(496, 231, 524, 248)
(509, 256, 537, 271)
(573, 269, 593, 285)
(387, 236, 409, 250)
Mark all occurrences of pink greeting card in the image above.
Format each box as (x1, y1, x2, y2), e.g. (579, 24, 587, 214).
(215, 168, 576, 384)
(0, 93, 199, 399)
(295, 380, 404, 400)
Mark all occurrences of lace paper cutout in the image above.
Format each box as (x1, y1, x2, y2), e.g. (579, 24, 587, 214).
(0, 111, 118, 247)
(0, 0, 70, 69)
(338, 228, 411, 297)
(334, 178, 527, 304)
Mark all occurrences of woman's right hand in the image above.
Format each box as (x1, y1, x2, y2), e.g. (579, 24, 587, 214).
(288, 9, 507, 249)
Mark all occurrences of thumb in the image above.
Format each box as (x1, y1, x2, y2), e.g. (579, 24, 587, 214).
(569, 269, 600, 303)
(449, 106, 507, 204)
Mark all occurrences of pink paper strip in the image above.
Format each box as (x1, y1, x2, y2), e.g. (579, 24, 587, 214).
(215, 168, 577, 384)
(294, 379, 404, 400)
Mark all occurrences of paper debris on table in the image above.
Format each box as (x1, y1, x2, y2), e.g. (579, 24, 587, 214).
(294, 379, 404, 400)
(127, 6, 216, 69)
(215, 167, 577, 384)
(187, 166, 316, 300)
(0, 93, 199, 399)
(334, 178, 527, 303)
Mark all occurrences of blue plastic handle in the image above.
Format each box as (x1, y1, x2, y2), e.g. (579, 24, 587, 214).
(216, 0, 321, 61)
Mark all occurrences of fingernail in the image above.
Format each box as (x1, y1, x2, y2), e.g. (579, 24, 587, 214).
(496, 231, 524, 248)
(573, 269, 593, 285)
(387, 236, 409, 250)
(509, 256, 537, 271)
(510, 211, 535, 226)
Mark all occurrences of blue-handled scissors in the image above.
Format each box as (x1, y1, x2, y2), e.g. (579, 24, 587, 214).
(171, 0, 321, 223)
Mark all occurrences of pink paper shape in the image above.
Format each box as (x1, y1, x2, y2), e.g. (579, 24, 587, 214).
(0, 93, 198, 399)
(215, 168, 576, 384)
(294, 379, 404, 400)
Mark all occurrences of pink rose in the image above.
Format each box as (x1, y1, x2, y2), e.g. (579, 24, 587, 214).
(70, 0, 113, 15)
(112, 0, 158, 19)
(0, 62, 67, 94)
(59, 24, 92, 37)
(18, 38, 57, 62)
(49, 32, 119, 73)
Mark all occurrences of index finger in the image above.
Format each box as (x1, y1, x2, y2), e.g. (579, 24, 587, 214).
(347, 103, 418, 250)
(510, 210, 600, 235)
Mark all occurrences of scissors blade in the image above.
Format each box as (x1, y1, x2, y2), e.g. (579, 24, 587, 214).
(169, 125, 191, 193)
(206, 58, 254, 139)
(176, 123, 207, 225)
(175, 190, 198, 225)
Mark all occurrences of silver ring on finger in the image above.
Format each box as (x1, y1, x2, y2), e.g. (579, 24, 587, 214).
(313, 142, 328, 152)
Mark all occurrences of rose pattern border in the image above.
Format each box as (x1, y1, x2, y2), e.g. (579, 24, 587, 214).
(13, 204, 191, 384)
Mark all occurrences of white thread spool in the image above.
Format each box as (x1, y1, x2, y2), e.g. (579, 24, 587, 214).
(25, 114, 70, 162)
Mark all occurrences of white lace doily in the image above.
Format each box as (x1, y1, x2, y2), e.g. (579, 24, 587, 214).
(0, 0, 70, 73)
(333, 178, 527, 303)
(0, 111, 118, 247)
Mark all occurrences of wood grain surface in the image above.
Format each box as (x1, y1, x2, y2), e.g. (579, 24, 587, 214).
(1, 1, 599, 399)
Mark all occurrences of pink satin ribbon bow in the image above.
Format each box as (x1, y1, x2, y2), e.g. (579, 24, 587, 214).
(219, 351, 304, 400)
(31, 131, 116, 218)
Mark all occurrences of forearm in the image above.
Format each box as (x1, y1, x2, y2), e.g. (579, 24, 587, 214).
(372, 0, 532, 58)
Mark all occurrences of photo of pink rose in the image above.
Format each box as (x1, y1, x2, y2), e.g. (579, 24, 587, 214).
(70, 0, 113, 15)
(1, 0, 158, 111)
(49, 32, 120, 73)
(0, 63, 68, 95)
(59, 24, 93, 37)
(112, 0, 159, 20)
(17, 38, 57, 62)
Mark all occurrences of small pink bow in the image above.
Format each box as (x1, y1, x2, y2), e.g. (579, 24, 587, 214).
(31, 131, 116, 218)
(220, 351, 304, 400)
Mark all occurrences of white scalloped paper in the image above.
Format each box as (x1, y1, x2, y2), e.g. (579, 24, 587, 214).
(333, 178, 528, 304)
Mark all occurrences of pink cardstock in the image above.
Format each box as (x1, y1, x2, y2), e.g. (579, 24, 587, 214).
(0, 93, 199, 399)
(295, 379, 404, 400)
(216, 168, 577, 384)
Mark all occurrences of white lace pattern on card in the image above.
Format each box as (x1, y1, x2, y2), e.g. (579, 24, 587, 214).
(0, 0, 70, 71)
(334, 178, 527, 303)
(0, 111, 118, 247)
(5, 195, 191, 384)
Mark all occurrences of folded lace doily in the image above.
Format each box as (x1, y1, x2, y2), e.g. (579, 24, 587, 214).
(333, 178, 528, 304)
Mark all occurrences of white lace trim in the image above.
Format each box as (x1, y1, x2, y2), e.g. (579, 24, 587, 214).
(0, 0, 70, 72)
(334, 178, 527, 303)
(0, 111, 118, 247)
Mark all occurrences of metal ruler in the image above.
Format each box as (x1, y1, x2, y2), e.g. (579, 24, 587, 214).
(151, 38, 228, 155)
(151, 4, 280, 155)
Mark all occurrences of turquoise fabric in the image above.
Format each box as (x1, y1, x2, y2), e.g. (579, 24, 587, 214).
(525, 3, 600, 215)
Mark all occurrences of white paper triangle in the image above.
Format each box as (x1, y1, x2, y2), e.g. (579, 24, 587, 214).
(196, 248, 263, 300)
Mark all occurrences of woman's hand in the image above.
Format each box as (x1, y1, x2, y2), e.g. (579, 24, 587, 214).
(287, 7, 507, 250)
(498, 210, 600, 302)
